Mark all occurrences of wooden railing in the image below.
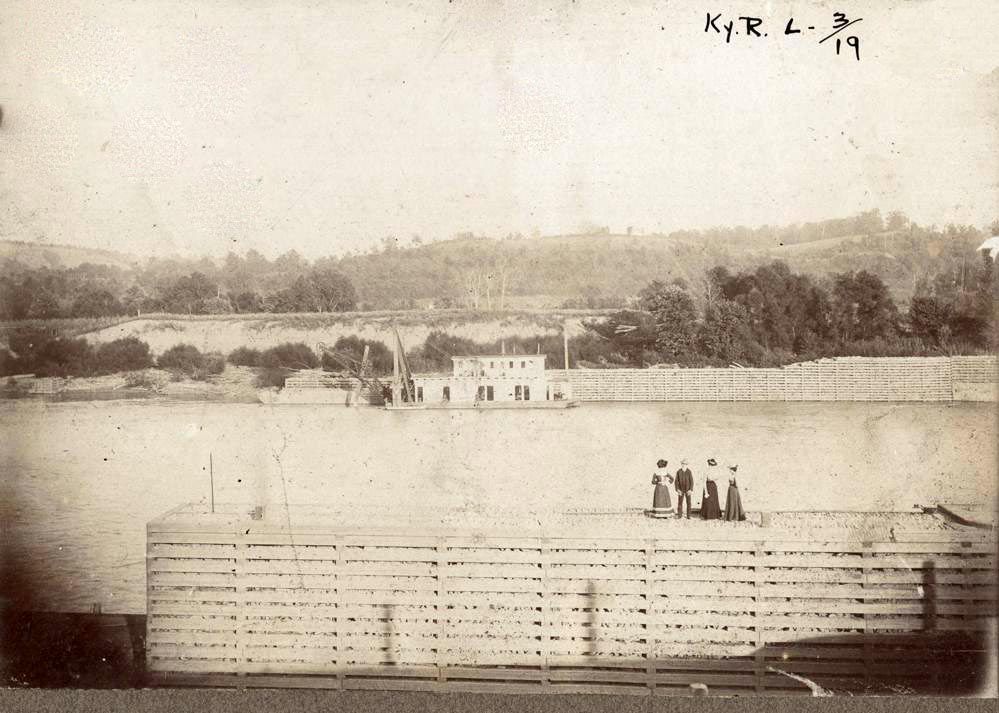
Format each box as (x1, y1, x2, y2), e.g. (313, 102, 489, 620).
(146, 506, 996, 695)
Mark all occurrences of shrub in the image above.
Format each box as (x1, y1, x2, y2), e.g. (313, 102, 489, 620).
(1, 327, 94, 377)
(323, 336, 393, 375)
(157, 344, 205, 375)
(228, 346, 262, 367)
(93, 338, 153, 375)
(259, 342, 318, 370)
(202, 352, 226, 376)
(123, 370, 162, 389)
(157, 344, 227, 381)
(33, 337, 95, 377)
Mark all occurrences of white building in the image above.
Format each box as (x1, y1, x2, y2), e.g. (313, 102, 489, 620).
(411, 354, 572, 404)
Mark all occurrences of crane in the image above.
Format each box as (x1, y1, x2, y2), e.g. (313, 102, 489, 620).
(315, 342, 389, 405)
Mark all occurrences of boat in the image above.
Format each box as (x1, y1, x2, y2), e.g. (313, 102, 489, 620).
(386, 330, 578, 410)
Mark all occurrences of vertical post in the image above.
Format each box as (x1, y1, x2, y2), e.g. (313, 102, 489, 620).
(234, 536, 247, 675)
(540, 538, 551, 686)
(563, 323, 570, 371)
(334, 535, 343, 690)
(862, 541, 872, 687)
(209, 453, 215, 514)
(754, 543, 764, 694)
(646, 539, 656, 694)
(961, 541, 973, 633)
(436, 537, 447, 686)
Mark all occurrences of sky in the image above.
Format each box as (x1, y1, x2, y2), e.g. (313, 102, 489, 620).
(1, 0, 996, 259)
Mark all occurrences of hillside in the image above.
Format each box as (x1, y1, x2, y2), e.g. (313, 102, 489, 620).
(0, 240, 138, 271)
(334, 223, 988, 308)
(2, 211, 992, 314)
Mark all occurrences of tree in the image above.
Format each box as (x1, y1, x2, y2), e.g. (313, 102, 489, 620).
(27, 289, 62, 319)
(71, 288, 123, 318)
(309, 268, 357, 312)
(639, 281, 698, 357)
(233, 291, 265, 313)
(831, 271, 899, 342)
(699, 300, 750, 361)
(908, 295, 953, 345)
(886, 211, 909, 231)
(122, 285, 147, 316)
(163, 272, 215, 314)
(270, 276, 319, 312)
(202, 296, 234, 314)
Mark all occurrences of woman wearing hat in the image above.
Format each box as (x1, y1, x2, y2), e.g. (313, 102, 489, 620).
(724, 465, 746, 521)
(648, 459, 674, 518)
(700, 458, 722, 520)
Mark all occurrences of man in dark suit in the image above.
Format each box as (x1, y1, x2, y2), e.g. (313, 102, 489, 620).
(675, 460, 694, 519)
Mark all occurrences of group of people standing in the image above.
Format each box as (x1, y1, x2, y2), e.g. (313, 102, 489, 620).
(648, 458, 745, 521)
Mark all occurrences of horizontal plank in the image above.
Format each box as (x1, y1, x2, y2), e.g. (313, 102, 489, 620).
(148, 614, 238, 629)
(441, 667, 545, 682)
(654, 672, 756, 687)
(547, 669, 650, 684)
(148, 658, 242, 673)
(437, 549, 544, 564)
(149, 572, 237, 587)
(548, 579, 647, 595)
(149, 543, 238, 559)
(244, 545, 339, 560)
(149, 559, 238, 573)
(545, 564, 646, 580)
(148, 643, 239, 658)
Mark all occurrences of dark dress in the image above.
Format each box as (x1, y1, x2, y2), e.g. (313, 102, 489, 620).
(724, 478, 746, 521)
(650, 471, 673, 516)
(652, 473, 673, 510)
(700, 479, 722, 520)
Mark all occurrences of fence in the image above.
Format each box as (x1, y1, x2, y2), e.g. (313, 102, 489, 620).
(146, 506, 996, 695)
(545, 356, 997, 402)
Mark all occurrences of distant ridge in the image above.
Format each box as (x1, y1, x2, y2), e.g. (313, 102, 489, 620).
(0, 240, 139, 270)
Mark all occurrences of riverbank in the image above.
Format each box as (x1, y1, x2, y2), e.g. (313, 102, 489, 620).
(1, 366, 262, 403)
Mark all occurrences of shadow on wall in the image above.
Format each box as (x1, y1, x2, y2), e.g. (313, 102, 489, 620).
(3, 560, 995, 694)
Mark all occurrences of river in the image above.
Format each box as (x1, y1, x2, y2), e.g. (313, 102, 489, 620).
(1, 398, 995, 613)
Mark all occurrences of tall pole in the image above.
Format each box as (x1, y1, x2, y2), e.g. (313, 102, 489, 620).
(563, 322, 570, 370)
(209, 453, 215, 514)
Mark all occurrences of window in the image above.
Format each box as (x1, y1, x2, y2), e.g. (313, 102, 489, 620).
(509, 361, 514, 369)
(442, 386, 450, 401)
(486, 385, 494, 401)
(416, 386, 423, 403)
(520, 361, 525, 369)
(523, 385, 530, 401)
(490, 361, 494, 368)
(477, 385, 486, 401)
(514, 385, 523, 400)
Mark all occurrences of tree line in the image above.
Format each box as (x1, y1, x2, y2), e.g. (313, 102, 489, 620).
(582, 255, 996, 368)
(0, 258, 357, 319)
(2, 210, 996, 318)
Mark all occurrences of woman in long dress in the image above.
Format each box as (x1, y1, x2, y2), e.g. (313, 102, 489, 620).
(700, 458, 722, 520)
(649, 459, 674, 518)
(724, 465, 746, 521)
